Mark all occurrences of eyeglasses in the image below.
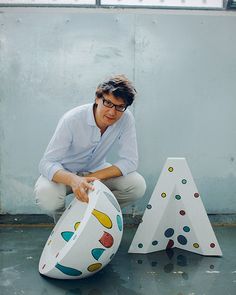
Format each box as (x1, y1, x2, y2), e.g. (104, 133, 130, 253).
(101, 96, 127, 112)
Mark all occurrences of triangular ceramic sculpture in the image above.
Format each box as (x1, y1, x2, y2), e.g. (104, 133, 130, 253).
(129, 158, 222, 256)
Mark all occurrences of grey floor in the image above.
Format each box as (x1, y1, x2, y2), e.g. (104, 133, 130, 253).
(0, 225, 236, 295)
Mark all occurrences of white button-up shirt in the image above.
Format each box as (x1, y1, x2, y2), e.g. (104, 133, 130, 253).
(39, 103, 138, 181)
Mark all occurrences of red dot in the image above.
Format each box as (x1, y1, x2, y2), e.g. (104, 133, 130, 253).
(180, 210, 186, 216)
(210, 243, 215, 248)
(166, 239, 174, 249)
(194, 193, 199, 198)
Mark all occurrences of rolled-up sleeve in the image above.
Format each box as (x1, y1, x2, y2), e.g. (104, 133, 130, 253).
(39, 116, 72, 181)
(114, 113, 138, 176)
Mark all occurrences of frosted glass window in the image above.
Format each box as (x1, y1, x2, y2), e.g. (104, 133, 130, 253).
(101, 0, 224, 9)
(0, 0, 96, 5)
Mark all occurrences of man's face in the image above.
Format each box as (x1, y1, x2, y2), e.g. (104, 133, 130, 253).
(94, 92, 126, 130)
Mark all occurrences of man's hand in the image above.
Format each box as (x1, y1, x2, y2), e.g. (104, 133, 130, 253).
(70, 175, 97, 203)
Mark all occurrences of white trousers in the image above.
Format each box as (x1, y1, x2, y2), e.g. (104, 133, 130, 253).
(34, 172, 146, 214)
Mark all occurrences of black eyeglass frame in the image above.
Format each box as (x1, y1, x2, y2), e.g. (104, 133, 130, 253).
(101, 96, 127, 112)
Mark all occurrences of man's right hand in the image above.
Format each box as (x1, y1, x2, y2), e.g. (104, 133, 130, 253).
(70, 175, 97, 203)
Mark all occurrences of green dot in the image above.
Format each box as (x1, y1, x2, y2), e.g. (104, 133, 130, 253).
(138, 243, 143, 248)
(175, 195, 181, 200)
(182, 179, 187, 184)
(152, 240, 158, 246)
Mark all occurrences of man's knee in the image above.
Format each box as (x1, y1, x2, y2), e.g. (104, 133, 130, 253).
(34, 176, 66, 212)
(130, 173, 146, 200)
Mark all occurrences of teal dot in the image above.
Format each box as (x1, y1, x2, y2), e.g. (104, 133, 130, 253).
(182, 179, 187, 184)
(152, 240, 158, 246)
(147, 204, 152, 209)
(183, 226, 190, 232)
(116, 215, 123, 231)
(138, 243, 143, 248)
(55, 263, 82, 276)
(175, 195, 181, 200)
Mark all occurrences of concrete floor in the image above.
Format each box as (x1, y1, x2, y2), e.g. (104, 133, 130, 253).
(0, 225, 236, 295)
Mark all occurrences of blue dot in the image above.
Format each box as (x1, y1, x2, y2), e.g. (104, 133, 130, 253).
(177, 235, 187, 245)
(164, 228, 174, 238)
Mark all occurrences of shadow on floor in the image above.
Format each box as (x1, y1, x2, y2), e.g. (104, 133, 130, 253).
(0, 226, 236, 295)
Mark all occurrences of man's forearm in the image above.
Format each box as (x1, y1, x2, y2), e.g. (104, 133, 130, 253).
(52, 169, 77, 187)
(89, 165, 122, 180)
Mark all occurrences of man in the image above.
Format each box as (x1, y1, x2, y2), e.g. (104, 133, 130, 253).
(34, 74, 146, 220)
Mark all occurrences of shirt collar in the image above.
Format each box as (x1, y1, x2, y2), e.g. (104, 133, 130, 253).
(87, 103, 97, 127)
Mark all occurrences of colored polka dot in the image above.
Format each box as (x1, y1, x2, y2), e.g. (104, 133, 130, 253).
(42, 264, 46, 269)
(164, 228, 174, 238)
(175, 195, 181, 200)
(194, 193, 199, 198)
(152, 240, 158, 246)
(210, 265, 215, 269)
(183, 226, 190, 232)
(47, 240, 52, 246)
(99, 231, 114, 248)
(166, 239, 174, 249)
(193, 243, 199, 248)
(137, 260, 143, 264)
(179, 210, 186, 216)
(56, 252, 59, 258)
(210, 243, 215, 248)
(177, 235, 187, 245)
(87, 263, 102, 272)
(116, 215, 123, 231)
(91, 248, 105, 261)
(138, 243, 143, 248)
(147, 204, 152, 209)
(56, 263, 82, 276)
(161, 192, 167, 198)
(182, 179, 187, 184)
(168, 167, 174, 172)
(74, 222, 80, 231)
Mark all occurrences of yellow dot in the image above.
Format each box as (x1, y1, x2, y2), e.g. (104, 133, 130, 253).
(193, 243, 199, 248)
(87, 263, 102, 272)
(74, 222, 80, 231)
(168, 167, 174, 172)
(161, 192, 167, 198)
(92, 209, 112, 229)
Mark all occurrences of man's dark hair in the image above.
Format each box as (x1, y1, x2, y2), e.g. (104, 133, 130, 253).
(95, 74, 137, 106)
